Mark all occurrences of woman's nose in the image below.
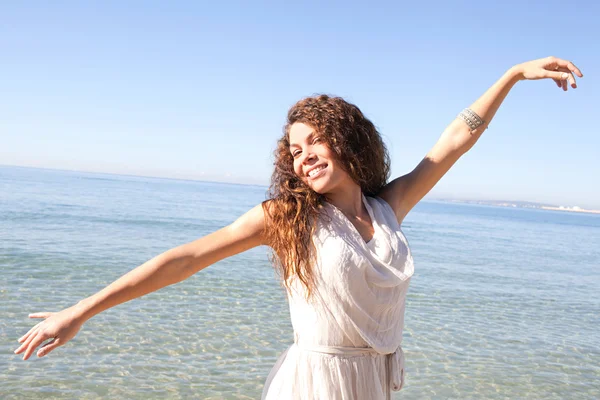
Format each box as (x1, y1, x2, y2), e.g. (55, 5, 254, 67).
(302, 151, 316, 165)
(302, 149, 315, 163)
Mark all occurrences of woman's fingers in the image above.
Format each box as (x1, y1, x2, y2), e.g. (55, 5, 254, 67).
(553, 66, 577, 89)
(17, 312, 53, 342)
(546, 71, 568, 81)
(37, 338, 61, 358)
(17, 312, 54, 343)
(18, 322, 42, 343)
(14, 325, 42, 353)
(560, 68, 577, 89)
(548, 57, 583, 78)
(22, 331, 51, 361)
(554, 58, 583, 77)
(545, 70, 576, 90)
(15, 312, 57, 354)
(29, 312, 54, 319)
(539, 57, 583, 90)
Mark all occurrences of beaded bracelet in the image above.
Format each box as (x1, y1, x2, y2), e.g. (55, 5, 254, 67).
(457, 108, 486, 132)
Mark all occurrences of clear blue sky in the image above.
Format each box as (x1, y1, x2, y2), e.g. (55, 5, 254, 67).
(1, 1, 598, 208)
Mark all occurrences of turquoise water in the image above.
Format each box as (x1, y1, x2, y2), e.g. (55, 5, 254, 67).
(2, 165, 599, 399)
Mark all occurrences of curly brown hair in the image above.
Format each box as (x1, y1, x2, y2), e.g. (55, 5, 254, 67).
(262, 94, 391, 299)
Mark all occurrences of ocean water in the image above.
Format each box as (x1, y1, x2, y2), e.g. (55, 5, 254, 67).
(1, 165, 599, 399)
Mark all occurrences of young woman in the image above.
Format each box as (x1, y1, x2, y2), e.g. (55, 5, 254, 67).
(15, 56, 582, 399)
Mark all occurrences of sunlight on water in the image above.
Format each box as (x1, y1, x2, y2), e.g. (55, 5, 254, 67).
(2, 166, 599, 399)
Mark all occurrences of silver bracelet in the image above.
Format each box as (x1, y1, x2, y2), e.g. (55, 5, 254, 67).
(457, 108, 486, 132)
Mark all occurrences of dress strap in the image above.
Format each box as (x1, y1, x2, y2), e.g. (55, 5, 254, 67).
(387, 346, 405, 392)
(295, 342, 379, 356)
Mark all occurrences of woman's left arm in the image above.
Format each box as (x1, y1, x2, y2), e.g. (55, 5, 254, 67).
(379, 56, 583, 224)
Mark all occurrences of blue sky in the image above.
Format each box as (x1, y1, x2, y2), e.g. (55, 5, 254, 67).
(1, 1, 598, 208)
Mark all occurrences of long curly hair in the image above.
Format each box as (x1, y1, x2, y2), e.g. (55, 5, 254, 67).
(262, 94, 391, 299)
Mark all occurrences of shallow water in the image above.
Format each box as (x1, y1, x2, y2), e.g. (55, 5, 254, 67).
(2, 165, 599, 399)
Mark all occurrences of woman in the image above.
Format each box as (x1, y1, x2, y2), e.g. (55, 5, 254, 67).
(15, 57, 582, 399)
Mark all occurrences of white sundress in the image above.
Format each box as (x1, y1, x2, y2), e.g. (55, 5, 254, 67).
(262, 195, 415, 400)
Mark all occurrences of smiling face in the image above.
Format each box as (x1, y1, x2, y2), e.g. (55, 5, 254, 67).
(288, 122, 354, 195)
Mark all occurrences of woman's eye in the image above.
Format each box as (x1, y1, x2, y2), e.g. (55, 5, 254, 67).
(292, 150, 301, 157)
(313, 137, 322, 144)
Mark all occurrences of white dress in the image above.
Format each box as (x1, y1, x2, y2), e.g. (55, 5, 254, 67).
(262, 195, 415, 400)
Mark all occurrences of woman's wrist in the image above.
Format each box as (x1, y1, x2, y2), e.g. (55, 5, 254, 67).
(507, 64, 525, 82)
(73, 299, 94, 322)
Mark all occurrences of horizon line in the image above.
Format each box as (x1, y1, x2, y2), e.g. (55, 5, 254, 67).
(1, 163, 595, 210)
(0, 163, 270, 189)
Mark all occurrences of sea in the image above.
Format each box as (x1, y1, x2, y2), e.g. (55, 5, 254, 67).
(1, 165, 599, 399)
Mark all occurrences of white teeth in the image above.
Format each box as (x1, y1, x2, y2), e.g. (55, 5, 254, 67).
(308, 165, 326, 177)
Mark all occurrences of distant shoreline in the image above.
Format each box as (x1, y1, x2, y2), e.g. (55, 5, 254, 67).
(438, 199, 600, 215)
(540, 206, 600, 215)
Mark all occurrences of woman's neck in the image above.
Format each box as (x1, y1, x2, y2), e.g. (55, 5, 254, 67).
(325, 184, 368, 220)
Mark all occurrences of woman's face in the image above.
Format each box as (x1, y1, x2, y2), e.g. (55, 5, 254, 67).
(288, 122, 352, 194)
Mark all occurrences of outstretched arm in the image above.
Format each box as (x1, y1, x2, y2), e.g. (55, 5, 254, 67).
(14, 203, 268, 360)
(379, 56, 583, 224)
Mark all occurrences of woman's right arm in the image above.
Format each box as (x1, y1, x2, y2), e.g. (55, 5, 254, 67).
(14, 203, 268, 360)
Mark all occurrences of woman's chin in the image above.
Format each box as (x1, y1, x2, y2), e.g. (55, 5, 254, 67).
(307, 179, 331, 194)
(302, 173, 336, 194)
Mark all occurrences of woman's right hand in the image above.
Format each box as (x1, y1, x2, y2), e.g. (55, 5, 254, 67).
(14, 305, 85, 360)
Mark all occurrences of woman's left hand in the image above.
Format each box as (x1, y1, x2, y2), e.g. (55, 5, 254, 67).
(515, 56, 583, 91)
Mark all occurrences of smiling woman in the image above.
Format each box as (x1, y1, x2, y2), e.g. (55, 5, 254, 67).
(15, 56, 583, 400)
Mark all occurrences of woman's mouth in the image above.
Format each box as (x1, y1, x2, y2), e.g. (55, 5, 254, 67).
(307, 164, 327, 180)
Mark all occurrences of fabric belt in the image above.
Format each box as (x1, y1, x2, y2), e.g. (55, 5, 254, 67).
(294, 342, 405, 392)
